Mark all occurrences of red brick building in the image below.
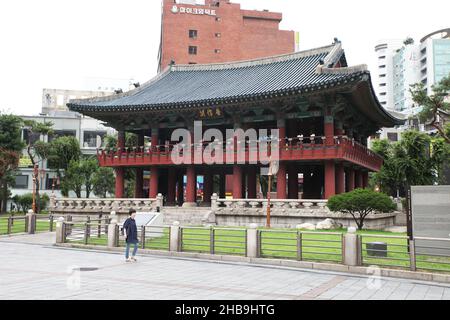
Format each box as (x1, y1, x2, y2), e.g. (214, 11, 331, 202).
(158, 0, 295, 71)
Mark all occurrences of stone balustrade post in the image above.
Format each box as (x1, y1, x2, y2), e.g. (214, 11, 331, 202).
(156, 193, 164, 211)
(170, 221, 181, 252)
(246, 223, 259, 258)
(211, 193, 218, 210)
(343, 227, 359, 266)
(108, 211, 119, 248)
(55, 217, 65, 244)
(26, 209, 36, 234)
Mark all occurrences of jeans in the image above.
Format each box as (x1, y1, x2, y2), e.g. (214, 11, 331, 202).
(125, 242, 138, 259)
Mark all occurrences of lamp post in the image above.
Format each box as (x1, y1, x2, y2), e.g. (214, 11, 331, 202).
(32, 164, 38, 213)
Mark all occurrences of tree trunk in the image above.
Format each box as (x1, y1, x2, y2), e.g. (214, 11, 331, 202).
(1, 179, 8, 214)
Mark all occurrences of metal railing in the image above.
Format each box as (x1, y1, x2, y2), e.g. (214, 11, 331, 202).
(258, 230, 343, 263)
(358, 234, 411, 269)
(0, 215, 27, 235)
(414, 237, 450, 273)
(35, 215, 55, 233)
(140, 225, 170, 251)
(179, 226, 247, 256)
(64, 216, 111, 245)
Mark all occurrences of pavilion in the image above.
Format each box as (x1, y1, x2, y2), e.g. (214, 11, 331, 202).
(68, 41, 403, 207)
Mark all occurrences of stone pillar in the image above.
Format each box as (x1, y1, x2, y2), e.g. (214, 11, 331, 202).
(346, 168, 355, 192)
(134, 168, 144, 198)
(247, 167, 257, 199)
(232, 165, 243, 199)
(344, 227, 359, 266)
(355, 170, 363, 189)
(55, 217, 65, 244)
(108, 212, 118, 248)
(324, 160, 336, 199)
(184, 166, 197, 207)
(335, 163, 345, 195)
(169, 221, 181, 252)
(362, 171, 369, 189)
(177, 173, 184, 206)
(166, 169, 176, 205)
(276, 163, 287, 200)
(115, 167, 125, 198)
(203, 172, 213, 204)
(149, 167, 159, 198)
(288, 165, 299, 199)
(26, 210, 36, 234)
(246, 223, 259, 258)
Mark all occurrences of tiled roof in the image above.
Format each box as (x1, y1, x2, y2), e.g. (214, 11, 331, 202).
(67, 42, 403, 126)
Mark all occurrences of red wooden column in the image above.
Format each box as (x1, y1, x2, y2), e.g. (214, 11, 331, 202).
(134, 131, 145, 198)
(167, 169, 176, 205)
(324, 160, 336, 199)
(115, 130, 126, 198)
(176, 173, 184, 206)
(185, 166, 197, 206)
(276, 163, 287, 199)
(115, 168, 125, 198)
(346, 168, 355, 192)
(232, 165, 243, 199)
(335, 163, 345, 195)
(203, 172, 213, 204)
(355, 170, 363, 189)
(324, 114, 334, 146)
(362, 171, 369, 189)
(247, 167, 257, 199)
(288, 165, 299, 199)
(149, 128, 159, 198)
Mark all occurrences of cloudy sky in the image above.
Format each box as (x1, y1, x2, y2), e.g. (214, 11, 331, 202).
(0, 0, 448, 115)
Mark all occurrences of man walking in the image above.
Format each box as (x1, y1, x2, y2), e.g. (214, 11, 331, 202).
(123, 209, 139, 262)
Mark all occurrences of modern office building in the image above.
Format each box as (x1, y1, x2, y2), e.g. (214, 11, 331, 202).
(158, 0, 296, 71)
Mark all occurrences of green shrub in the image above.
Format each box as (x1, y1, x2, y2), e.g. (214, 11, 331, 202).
(327, 189, 396, 230)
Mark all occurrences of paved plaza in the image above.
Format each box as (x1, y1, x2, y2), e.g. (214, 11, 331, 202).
(1, 233, 450, 300)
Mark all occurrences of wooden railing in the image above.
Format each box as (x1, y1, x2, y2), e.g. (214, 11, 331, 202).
(96, 136, 383, 171)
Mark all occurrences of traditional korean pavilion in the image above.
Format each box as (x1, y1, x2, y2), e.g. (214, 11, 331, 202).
(68, 41, 403, 207)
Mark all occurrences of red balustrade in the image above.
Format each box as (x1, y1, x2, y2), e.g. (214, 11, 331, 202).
(97, 136, 383, 172)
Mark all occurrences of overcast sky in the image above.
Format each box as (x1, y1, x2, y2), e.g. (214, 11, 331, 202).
(0, 0, 448, 116)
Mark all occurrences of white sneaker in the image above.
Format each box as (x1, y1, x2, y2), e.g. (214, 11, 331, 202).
(131, 256, 137, 262)
(125, 257, 132, 262)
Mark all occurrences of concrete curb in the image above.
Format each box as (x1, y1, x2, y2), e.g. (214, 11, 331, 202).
(54, 243, 450, 285)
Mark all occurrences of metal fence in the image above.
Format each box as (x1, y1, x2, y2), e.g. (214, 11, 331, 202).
(140, 225, 170, 251)
(179, 226, 247, 256)
(0, 215, 27, 235)
(258, 230, 343, 263)
(358, 234, 411, 269)
(35, 215, 55, 233)
(64, 216, 111, 245)
(414, 237, 450, 273)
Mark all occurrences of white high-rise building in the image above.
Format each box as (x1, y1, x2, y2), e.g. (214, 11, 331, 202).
(374, 40, 404, 110)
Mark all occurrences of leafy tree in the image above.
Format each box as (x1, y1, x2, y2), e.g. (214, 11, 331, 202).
(410, 73, 450, 144)
(22, 120, 53, 212)
(11, 193, 49, 213)
(92, 167, 115, 198)
(61, 158, 99, 198)
(79, 158, 98, 198)
(0, 114, 25, 213)
(327, 189, 396, 230)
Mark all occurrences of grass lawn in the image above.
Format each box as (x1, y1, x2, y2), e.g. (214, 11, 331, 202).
(63, 225, 450, 274)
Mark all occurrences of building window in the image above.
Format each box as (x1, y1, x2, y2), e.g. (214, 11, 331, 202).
(189, 30, 197, 39)
(83, 131, 106, 148)
(48, 130, 77, 143)
(380, 83, 386, 87)
(380, 74, 386, 78)
(379, 65, 386, 69)
(22, 129, 40, 145)
(14, 175, 29, 189)
(387, 133, 398, 142)
(189, 46, 197, 55)
(380, 92, 387, 96)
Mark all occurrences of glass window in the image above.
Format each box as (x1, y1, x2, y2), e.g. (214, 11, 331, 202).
(22, 129, 40, 145)
(14, 175, 29, 189)
(189, 46, 197, 55)
(189, 30, 197, 39)
(387, 133, 398, 142)
(83, 131, 106, 148)
(48, 130, 76, 142)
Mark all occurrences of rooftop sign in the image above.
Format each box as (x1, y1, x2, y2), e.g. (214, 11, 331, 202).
(171, 5, 217, 16)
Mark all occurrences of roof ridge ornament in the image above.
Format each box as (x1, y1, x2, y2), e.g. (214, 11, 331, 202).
(317, 64, 368, 75)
